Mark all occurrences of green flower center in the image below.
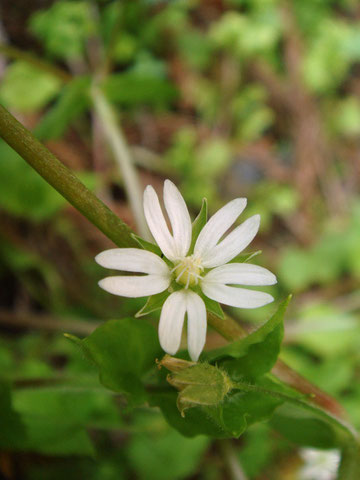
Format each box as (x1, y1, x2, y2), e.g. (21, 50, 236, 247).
(173, 256, 203, 288)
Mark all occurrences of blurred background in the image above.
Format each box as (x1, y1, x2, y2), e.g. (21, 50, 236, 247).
(0, 0, 360, 479)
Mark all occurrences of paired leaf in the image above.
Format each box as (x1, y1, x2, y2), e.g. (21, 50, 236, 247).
(67, 318, 162, 402)
(204, 296, 291, 379)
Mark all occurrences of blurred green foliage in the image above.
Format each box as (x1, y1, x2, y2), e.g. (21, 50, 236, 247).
(1, 0, 360, 478)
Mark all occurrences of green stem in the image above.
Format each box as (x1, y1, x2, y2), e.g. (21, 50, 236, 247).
(91, 85, 151, 240)
(0, 104, 136, 248)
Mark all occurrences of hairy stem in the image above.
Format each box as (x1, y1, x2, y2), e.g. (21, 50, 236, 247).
(0, 104, 137, 248)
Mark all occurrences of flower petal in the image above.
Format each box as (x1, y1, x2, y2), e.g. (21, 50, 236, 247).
(194, 198, 247, 258)
(186, 291, 207, 361)
(163, 179, 192, 258)
(203, 263, 277, 286)
(99, 274, 170, 298)
(159, 291, 187, 355)
(201, 282, 274, 308)
(95, 248, 170, 275)
(201, 215, 260, 268)
(143, 185, 177, 261)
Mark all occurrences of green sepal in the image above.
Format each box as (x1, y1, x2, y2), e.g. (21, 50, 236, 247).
(203, 295, 225, 319)
(131, 233, 162, 256)
(189, 198, 208, 254)
(228, 250, 262, 263)
(135, 290, 171, 317)
(194, 286, 224, 319)
(166, 362, 233, 416)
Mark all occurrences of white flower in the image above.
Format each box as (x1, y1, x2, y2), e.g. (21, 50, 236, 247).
(96, 179, 276, 361)
(298, 448, 340, 480)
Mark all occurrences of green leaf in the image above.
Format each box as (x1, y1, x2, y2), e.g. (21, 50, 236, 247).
(35, 76, 90, 140)
(220, 389, 283, 437)
(126, 411, 209, 480)
(270, 404, 337, 449)
(0, 61, 61, 112)
(131, 233, 163, 256)
(0, 381, 26, 449)
(29, 1, 94, 60)
(11, 386, 122, 455)
(205, 296, 291, 378)
(189, 198, 207, 253)
(104, 72, 178, 107)
(74, 318, 162, 401)
(135, 290, 171, 318)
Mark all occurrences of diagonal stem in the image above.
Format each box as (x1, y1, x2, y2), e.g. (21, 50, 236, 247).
(0, 104, 137, 248)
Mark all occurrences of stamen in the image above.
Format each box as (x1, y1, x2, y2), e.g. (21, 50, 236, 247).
(173, 255, 203, 288)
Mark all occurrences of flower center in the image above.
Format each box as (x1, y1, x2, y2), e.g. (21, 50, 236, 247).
(173, 256, 203, 289)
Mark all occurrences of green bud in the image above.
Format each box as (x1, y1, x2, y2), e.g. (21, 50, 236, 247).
(163, 359, 234, 416)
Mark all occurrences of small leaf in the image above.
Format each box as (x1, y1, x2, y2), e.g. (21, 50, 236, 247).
(205, 296, 291, 378)
(131, 233, 163, 257)
(135, 290, 171, 317)
(72, 318, 162, 401)
(0, 61, 61, 112)
(189, 198, 208, 254)
(35, 76, 90, 140)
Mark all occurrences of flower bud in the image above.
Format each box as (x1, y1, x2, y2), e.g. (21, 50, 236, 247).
(162, 358, 233, 416)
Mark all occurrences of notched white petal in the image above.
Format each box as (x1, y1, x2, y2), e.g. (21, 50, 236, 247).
(95, 248, 170, 275)
(143, 185, 177, 261)
(203, 262, 277, 286)
(159, 291, 187, 355)
(163, 179, 192, 258)
(201, 282, 274, 309)
(201, 214, 260, 268)
(186, 291, 207, 361)
(99, 274, 170, 298)
(194, 198, 247, 258)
